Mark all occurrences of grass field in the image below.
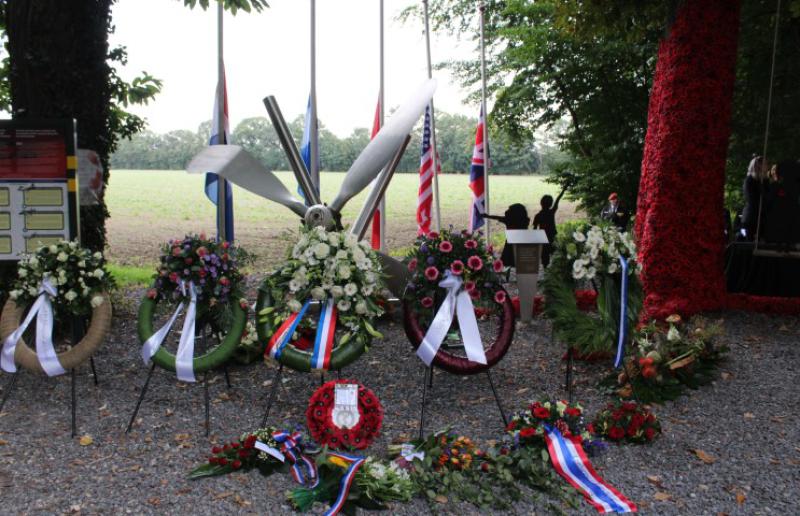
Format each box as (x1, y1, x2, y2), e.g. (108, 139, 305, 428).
(106, 170, 578, 271)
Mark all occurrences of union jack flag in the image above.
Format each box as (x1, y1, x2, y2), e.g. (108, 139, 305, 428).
(469, 108, 487, 232)
(417, 106, 437, 236)
(205, 64, 234, 242)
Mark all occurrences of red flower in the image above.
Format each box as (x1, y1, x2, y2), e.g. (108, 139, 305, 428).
(211, 446, 222, 454)
(196, 246, 208, 257)
(172, 247, 182, 257)
(408, 258, 418, 271)
(439, 241, 453, 253)
(421, 296, 434, 308)
(492, 259, 504, 273)
(611, 410, 624, 421)
(505, 420, 517, 431)
(209, 456, 219, 465)
(244, 435, 256, 449)
(631, 413, 646, 429)
(184, 257, 193, 265)
(424, 266, 439, 281)
(626, 425, 638, 437)
(564, 407, 581, 418)
(494, 290, 507, 304)
(646, 414, 656, 424)
(622, 402, 637, 411)
(465, 239, 478, 249)
(238, 449, 249, 458)
(467, 255, 483, 271)
(450, 260, 465, 275)
(219, 457, 229, 466)
(587, 423, 596, 435)
(147, 288, 158, 300)
(533, 407, 551, 419)
(169, 272, 179, 283)
(469, 289, 480, 300)
(231, 442, 240, 449)
(519, 427, 536, 438)
(428, 232, 439, 239)
(465, 280, 476, 292)
(232, 460, 242, 470)
(219, 277, 230, 286)
(645, 427, 657, 441)
(608, 427, 625, 440)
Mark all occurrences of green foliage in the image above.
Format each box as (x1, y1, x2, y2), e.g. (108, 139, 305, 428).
(181, 0, 268, 14)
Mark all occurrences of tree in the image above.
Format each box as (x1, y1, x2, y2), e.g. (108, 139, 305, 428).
(0, 0, 267, 252)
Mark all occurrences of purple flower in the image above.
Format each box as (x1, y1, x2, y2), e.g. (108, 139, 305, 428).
(427, 256, 435, 265)
(420, 243, 429, 253)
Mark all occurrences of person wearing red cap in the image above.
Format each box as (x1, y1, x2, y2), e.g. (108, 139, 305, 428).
(601, 192, 629, 230)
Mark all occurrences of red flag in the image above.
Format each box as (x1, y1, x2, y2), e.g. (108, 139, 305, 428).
(370, 96, 383, 249)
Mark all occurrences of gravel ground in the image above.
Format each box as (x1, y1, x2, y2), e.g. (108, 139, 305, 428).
(0, 285, 797, 515)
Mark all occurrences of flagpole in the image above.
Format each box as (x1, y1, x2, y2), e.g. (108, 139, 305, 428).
(422, 0, 442, 232)
(216, 0, 229, 242)
(377, 0, 387, 250)
(310, 0, 319, 193)
(479, 2, 491, 245)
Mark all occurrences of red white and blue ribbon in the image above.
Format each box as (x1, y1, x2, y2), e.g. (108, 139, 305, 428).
(544, 425, 637, 513)
(311, 298, 337, 370)
(614, 256, 629, 369)
(266, 300, 312, 360)
(272, 430, 319, 488)
(324, 451, 366, 516)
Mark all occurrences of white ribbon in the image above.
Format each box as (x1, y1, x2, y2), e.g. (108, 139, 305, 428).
(400, 443, 425, 462)
(416, 271, 487, 366)
(255, 440, 286, 462)
(1, 278, 66, 376)
(140, 280, 197, 382)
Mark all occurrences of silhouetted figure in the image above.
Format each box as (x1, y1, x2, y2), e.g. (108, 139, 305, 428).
(484, 203, 530, 268)
(532, 186, 567, 267)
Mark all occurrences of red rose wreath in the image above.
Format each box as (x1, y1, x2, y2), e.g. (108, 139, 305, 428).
(306, 380, 383, 450)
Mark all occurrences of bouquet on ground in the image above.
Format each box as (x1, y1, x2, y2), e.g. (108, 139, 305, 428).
(591, 400, 661, 444)
(606, 314, 726, 402)
(506, 399, 593, 447)
(260, 226, 386, 353)
(404, 229, 506, 318)
(9, 240, 114, 319)
(189, 427, 287, 479)
(148, 234, 249, 327)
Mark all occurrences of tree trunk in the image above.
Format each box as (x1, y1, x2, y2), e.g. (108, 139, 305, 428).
(635, 0, 741, 319)
(6, 0, 113, 252)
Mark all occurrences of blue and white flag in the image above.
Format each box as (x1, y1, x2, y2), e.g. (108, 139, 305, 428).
(298, 94, 319, 204)
(205, 66, 234, 242)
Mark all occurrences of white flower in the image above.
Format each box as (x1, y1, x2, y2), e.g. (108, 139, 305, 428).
(344, 283, 358, 297)
(344, 234, 358, 248)
(28, 287, 38, 297)
(355, 301, 367, 315)
(93, 269, 104, 278)
(287, 299, 302, 312)
(322, 279, 334, 291)
(356, 259, 371, 271)
(18, 268, 27, 278)
(9, 290, 19, 300)
(48, 245, 58, 253)
(335, 250, 348, 260)
(311, 287, 326, 300)
(361, 285, 374, 296)
(667, 326, 681, 342)
(90, 295, 104, 308)
(77, 260, 86, 268)
(608, 262, 619, 274)
(364, 272, 376, 284)
(338, 265, 351, 280)
(65, 290, 78, 301)
(352, 248, 366, 263)
(573, 231, 586, 242)
(28, 257, 39, 268)
(306, 257, 318, 266)
(585, 266, 597, 279)
(330, 286, 344, 299)
(93, 252, 103, 260)
(337, 300, 351, 312)
(288, 279, 301, 292)
(313, 242, 331, 259)
(83, 287, 90, 295)
(57, 252, 68, 262)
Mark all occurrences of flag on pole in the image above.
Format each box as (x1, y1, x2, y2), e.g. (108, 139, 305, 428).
(417, 106, 436, 236)
(205, 67, 234, 241)
(468, 108, 487, 232)
(370, 96, 383, 250)
(298, 94, 318, 204)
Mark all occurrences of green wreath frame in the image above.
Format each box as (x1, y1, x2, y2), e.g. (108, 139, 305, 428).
(542, 245, 642, 355)
(137, 296, 247, 373)
(255, 286, 372, 373)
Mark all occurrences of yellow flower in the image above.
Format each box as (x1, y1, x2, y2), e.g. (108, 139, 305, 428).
(329, 456, 349, 469)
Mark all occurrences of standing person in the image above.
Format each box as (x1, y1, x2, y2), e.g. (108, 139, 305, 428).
(483, 203, 530, 268)
(600, 192, 629, 231)
(532, 185, 567, 267)
(740, 156, 766, 240)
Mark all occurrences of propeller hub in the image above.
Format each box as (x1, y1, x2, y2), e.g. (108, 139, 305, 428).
(304, 204, 335, 229)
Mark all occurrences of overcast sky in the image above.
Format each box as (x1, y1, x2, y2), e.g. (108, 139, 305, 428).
(110, 0, 480, 137)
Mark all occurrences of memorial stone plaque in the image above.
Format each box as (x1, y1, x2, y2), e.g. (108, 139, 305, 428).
(506, 229, 549, 323)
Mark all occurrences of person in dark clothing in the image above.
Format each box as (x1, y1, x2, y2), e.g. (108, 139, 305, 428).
(483, 203, 530, 268)
(532, 186, 567, 267)
(740, 156, 766, 240)
(600, 192, 629, 231)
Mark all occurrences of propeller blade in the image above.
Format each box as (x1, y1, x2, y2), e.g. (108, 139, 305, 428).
(329, 79, 437, 213)
(187, 145, 308, 218)
(377, 252, 410, 298)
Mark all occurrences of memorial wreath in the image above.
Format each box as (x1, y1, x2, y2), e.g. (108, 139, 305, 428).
(306, 379, 383, 450)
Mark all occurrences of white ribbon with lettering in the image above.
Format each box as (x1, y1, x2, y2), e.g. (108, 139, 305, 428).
(1, 278, 67, 376)
(416, 271, 487, 366)
(255, 440, 286, 462)
(140, 280, 197, 382)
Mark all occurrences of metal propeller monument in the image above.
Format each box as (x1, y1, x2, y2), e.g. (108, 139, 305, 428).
(186, 79, 438, 296)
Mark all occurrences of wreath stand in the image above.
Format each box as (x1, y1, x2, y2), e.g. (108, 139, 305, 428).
(258, 364, 342, 427)
(125, 316, 231, 437)
(0, 316, 99, 438)
(416, 341, 509, 440)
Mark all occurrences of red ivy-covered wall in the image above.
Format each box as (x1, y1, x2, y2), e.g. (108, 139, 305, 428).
(635, 0, 742, 319)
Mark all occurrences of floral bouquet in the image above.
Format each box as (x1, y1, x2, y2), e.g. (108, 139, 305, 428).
(506, 399, 592, 446)
(404, 229, 505, 317)
(565, 224, 639, 281)
(9, 240, 114, 320)
(591, 400, 661, 444)
(148, 234, 248, 327)
(260, 225, 385, 353)
(188, 426, 286, 479)
(607, 314, 726, 402)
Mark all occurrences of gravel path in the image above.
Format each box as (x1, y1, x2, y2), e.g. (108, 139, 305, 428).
(0, 287, 797, 515)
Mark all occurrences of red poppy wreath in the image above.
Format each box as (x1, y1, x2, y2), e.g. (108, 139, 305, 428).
(305, 380, 383, 450)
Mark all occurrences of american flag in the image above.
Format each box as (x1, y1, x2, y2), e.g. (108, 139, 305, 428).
(417, 105, 437, 236)
(205, 65, 234, 242)
(370, 96, 384, 250)
(469, 108, 486, 232)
